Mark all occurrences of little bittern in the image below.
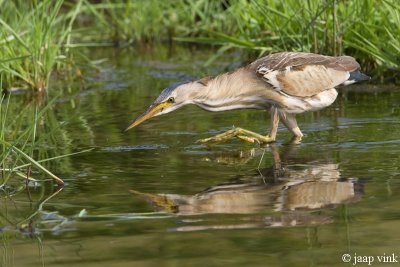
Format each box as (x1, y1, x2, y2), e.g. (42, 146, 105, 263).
(126, 52, 369, 144)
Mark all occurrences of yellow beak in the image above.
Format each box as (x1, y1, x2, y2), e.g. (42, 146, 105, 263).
(125, 101, 172, 131)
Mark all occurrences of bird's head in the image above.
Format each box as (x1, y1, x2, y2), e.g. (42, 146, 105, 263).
(125, 81, 199, 131)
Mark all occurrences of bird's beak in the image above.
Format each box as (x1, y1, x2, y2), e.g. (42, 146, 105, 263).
(125, 101, 172, 131)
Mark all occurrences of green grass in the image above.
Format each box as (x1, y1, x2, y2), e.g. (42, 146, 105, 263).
(75, 0, 399, 79)
(0, 91, 95, 229)
(0, 94, 92, 188)
(0, 0, 82, 92)
(173, 0, 400, 76)
(0, 0, 399, 92)
(75, 0, 235, 45)
(0, 95, 64, 186)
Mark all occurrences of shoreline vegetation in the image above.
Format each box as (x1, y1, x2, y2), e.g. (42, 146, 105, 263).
(0, 0, 399, 93)
(0, 94, 93, 188)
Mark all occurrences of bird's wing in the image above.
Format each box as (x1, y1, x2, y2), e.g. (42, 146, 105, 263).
(250, 52, 360, 97)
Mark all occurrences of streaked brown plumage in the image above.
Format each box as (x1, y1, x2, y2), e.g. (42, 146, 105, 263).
(126, 52, 370, 143)
(251, 52, 360, 96)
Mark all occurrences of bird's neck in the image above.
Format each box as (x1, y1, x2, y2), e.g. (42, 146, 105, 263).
(192, 68, 268, 111)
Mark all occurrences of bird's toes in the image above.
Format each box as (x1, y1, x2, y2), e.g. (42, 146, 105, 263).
(195, 137, 225, 144)
(236, 135, 257, 143)
(195, 138, 210, 144)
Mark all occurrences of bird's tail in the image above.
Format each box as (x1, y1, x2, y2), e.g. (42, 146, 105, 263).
(341, 70, 370, 86)
(349, 71, 370, 82)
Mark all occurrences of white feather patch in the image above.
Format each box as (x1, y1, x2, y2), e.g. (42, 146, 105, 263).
(259, 69, 282, 90)
(342, 80, 356, 86)
(281, 88, 338, 113)
(258, 66, 294, 91)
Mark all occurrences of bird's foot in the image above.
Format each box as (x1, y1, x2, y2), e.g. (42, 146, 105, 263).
(196, 127, 275, 145)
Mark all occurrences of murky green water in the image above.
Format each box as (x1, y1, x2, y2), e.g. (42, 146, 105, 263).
(1, 46, 400, 267)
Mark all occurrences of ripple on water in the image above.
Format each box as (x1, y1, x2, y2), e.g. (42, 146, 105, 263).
(161, 131, 197, 135)
(102, 144, 169, 151)
(338, 117, 400, 126)
(147, 70, 195, 80)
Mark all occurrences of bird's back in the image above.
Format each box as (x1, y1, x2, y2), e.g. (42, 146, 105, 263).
(248, 52, 367, 97)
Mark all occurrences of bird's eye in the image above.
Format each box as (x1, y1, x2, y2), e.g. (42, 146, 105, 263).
(167, 97, 175, 103)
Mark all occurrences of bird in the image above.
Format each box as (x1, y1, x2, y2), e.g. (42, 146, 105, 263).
(125, 52, 370, 144)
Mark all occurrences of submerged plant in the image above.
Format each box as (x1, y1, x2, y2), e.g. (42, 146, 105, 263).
(0, 94, 92, 188)
(0, 95, 64, 186)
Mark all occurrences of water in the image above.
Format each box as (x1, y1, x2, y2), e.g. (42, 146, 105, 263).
(1, 46, 400, 267)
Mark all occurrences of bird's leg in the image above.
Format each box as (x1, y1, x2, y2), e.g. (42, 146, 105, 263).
(196, 108, 281, 145)
(278, 111, 303, 139)
(269, 106, 279, 140)
(197, 127, 274, 144)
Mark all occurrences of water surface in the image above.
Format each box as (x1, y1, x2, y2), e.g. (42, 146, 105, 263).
(1, 46, 400, 267)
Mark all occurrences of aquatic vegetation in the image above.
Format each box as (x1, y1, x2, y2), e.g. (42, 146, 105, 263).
(0, 94, 92, 187)
(0, 0, 398, 92)
(0, 0, 82, 92)
(0, 95, 64, 186)
(78, 0, 234, 45)
(73, 0, 399, 80)
(346, 0, 400, 78)
(175, 0, 400, 77)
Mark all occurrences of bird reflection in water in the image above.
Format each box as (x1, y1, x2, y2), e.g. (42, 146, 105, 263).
(131, 144, 363, 230)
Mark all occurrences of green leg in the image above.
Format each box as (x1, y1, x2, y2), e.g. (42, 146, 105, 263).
(196, 127, 275, 144)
